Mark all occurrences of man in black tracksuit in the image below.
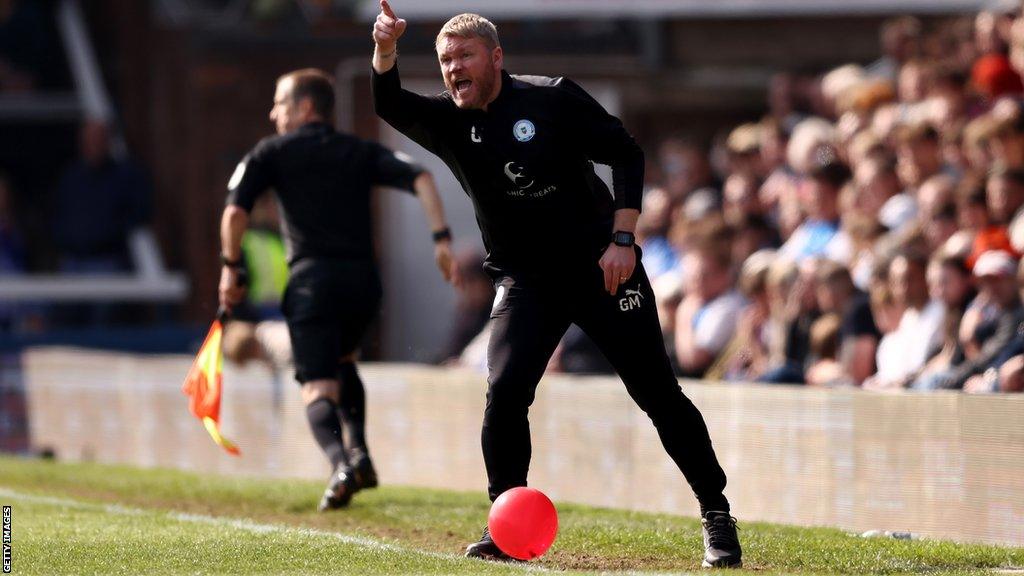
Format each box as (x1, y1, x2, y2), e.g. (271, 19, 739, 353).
(220, 67, 456, 512)
(371, 2, 741, 568)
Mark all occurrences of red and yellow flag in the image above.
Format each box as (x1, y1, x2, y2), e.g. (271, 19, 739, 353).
(182, 316, 240, 456)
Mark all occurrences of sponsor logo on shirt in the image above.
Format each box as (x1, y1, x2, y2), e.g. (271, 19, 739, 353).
(502, 161, 556, 198)
(513, 119, 535, 142)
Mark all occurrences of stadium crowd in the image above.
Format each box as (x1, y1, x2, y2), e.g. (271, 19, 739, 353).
(621, 11, 1024, 393)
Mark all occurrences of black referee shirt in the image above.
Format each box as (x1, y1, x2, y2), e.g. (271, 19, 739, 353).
(226, 122, 424, 266)
(372, 64, 643, 277)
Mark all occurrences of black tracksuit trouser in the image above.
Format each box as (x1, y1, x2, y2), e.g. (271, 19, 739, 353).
(482, 254, 730, 513)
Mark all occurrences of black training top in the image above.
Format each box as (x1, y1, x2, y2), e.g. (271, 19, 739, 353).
(226, 121, 424, 266)
(372, 63, 643, 277)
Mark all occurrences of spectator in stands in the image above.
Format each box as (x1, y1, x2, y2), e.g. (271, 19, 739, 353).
(705, 249, 774, 382)
(53, 119, 151, 274)
(51, 119, 152, 325)
(910, 254, 976, 389)
(895, 123, 945, 193)
(760, 257, 822, 384)
(636, 186, 678, 281)
(853, 154, 902, 221)
(805, 314, 851, 386)
(723, 172, 765, 226)
(658, 138, 718, 202)
(988, 99, 1024, 169)
(987, 165, 1024, 226)
(813, 259, 880, 385)
(868, 16, 922, 81)
(915, 250, 1023, 390)
(675, 228, 744, 378)
(865, 251, 945, 389)
(779, 155, 850, 262)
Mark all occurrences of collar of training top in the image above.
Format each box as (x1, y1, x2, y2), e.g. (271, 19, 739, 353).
(297, 121, 333, 133)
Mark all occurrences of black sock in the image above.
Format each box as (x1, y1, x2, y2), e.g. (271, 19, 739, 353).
(305, 397, 348, 471)
(337, 362, 368, 460)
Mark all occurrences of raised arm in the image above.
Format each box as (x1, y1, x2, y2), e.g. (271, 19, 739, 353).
(371, 0, 405, 75)
(370, 1, 450, 152)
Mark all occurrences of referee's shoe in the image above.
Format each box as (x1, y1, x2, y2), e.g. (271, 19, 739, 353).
(317, 467, 358, 512)
(701, 511, 742, 568)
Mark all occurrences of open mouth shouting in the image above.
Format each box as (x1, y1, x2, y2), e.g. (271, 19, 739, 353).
(453, 78, 473, 100)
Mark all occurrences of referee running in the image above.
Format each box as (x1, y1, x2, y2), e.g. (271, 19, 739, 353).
(219, 68, 456, 511)
(371, 1, 742, 568)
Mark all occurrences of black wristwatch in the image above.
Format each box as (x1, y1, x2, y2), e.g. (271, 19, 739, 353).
(220, 253, 243, 269)
(432, 227, 452, 243)
(612, 231, 635, 248)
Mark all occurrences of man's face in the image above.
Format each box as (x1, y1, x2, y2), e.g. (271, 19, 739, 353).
(979, 273, 1018, 308)
(987, 175, 1024, 224)
(437, 35, 501, 110)
(270, 78, 303, 135)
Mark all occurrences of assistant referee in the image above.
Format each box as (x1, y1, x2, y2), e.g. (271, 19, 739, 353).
(219, 67, 456, 511)
(371, 1, 741, 568)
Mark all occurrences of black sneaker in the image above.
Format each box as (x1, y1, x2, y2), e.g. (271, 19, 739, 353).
(701, 511, 742, 568)
(465, 526, 519, 562)
(317, 468, 357, 512)
(351, 454, 378, 490)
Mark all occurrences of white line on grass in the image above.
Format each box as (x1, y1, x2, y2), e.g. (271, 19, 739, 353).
(0, 488, 554, 574)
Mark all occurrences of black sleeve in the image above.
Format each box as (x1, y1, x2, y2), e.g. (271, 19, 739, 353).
(369, 142, 425, 194)
(947, 311, 1023, 388)
(841, 296, 881, 340)
(226, 140, 274, 211)
(558, 78, 644, 211)
(371, 62, 452, 155)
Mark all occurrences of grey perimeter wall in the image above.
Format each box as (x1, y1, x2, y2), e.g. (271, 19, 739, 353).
(20, 347, 1024, 546)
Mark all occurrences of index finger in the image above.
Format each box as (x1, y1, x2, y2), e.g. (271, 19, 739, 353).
(380, 0, 396, 19)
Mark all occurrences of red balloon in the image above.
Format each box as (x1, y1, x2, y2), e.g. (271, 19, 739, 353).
(488, 487, 558, 560)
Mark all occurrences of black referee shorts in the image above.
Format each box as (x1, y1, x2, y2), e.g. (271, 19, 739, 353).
(282, 258, 382, 384)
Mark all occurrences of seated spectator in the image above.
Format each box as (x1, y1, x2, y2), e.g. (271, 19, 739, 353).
(726, 123, 764, 177)
(53, 119, 152, 274)
(865, 251, 945, 389)
(852, 155, 902, 220)
(723, 172, 765, 226)
(912, 254, 975, 387)
(895, 123, 945, 193)
(706, 249, 775, 382)
(636, 186, 678, 281)
(51, 119, 152, 326)
(780, 155, 850, 262)
(987, 98, 1024, 169)
(986, 165, 1024, 227)
(914, 250, 1024, 390)
(814, 259, 881, 385)
(805, 314, 853, 386)
(730, 213, 778, 268)
(918, 174, 959, 252)
(675, 239, 744, 378)
(760, 257, 822, 384)
(658, 138, 719, 202)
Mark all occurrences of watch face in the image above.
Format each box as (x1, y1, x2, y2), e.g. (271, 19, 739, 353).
(614, 232, 634, 246)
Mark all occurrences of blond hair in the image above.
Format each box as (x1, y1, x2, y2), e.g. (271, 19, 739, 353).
(436, 13, 499, 50)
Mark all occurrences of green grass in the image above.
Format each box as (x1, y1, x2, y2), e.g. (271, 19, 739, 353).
(1, 456, 1022, 575)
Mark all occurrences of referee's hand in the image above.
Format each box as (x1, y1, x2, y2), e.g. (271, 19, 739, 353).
(218, 266, 247, 314)
(373, 0, 406, 53)
(600, 243, 636, 295)
(434, 240, 460, 286)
